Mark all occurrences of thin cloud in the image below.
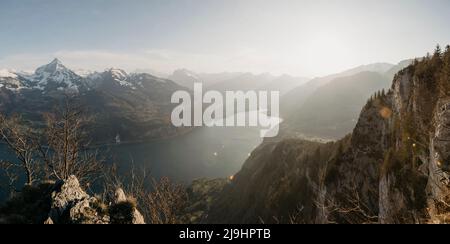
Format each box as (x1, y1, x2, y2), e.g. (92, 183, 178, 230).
(0, 49, 304, 76)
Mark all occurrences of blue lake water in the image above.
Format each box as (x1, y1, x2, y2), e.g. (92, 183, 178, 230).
(0, 111, 280, 201)
(107, 124, 263, 183)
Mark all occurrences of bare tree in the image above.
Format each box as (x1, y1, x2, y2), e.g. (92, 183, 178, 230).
(141, 177, 188, 224)
(0, 161, 21, 196)
(0, 115, 40, 186)
(426, 166, 450, 223)
(0, 99, 104, 190)
(103, 164, 188, 224)
(39, 100, 103, 183)
(316, 182, 379, 224)
(288, 205, 306, 224)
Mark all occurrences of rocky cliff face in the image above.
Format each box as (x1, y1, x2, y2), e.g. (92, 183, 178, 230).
(424, 99, 450, 223)
(206, 51, 450, 224)
(0, 176, 145, 224)
(206, 139, 340, 224)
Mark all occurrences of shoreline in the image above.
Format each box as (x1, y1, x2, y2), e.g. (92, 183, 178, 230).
(0, 127, 197, 150)
(88, 127, 197, 149)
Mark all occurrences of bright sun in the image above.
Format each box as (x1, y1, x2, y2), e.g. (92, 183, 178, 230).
(301, 30, 354, 75)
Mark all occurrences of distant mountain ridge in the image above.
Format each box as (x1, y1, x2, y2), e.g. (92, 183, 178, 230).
(0, 59, 414, 142)
(0, 59, 190, 143)
(169, 69, 310, 95)
(0, 59, 87, 93)
(280, 60, 413, 140)
(282, 62, 399, 115)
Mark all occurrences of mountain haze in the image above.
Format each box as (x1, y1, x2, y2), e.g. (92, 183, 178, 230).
(280, 61, 413, 139)
(169, 69, 309, 95)
(203, 48, 450, 224)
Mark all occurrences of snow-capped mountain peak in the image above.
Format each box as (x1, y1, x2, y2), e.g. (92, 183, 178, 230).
(29, 59, 84, 92)
(0, 69, 18, 79)
(0, 69, 25, 91)
(35, 58, 68, 75)
(108, 68, 128, 81)
(73, 69, 95, 78)
(1, 60, 171, 93)
(102, 68, 136, 89)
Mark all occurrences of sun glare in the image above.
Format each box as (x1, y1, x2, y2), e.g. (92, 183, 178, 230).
(303, 31, 353, 75)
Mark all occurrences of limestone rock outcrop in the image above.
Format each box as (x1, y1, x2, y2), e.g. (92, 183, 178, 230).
(0, 175, 145, 224)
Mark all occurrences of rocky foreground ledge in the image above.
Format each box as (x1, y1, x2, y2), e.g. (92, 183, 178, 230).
(0, 176, 145, 224)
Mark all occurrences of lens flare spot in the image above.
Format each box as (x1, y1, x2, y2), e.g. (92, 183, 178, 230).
(379, 107, 393, 119)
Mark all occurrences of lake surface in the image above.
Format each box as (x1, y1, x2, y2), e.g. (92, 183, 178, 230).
(0, 111, 279, 190)
(109, 110, 281, 183)
(109, 125, 262, 183)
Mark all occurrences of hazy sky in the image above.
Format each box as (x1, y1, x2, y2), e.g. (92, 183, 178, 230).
(1, 0, 450, 77)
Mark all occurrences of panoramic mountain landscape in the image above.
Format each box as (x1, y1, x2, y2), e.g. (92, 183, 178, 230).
(1, 47, 449, 225)
(0, 0, 449, 229)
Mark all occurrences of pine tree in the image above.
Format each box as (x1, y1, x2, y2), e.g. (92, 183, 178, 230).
(432, 44, 443, 68)
(444, 45, 450, 62)
(440, 44, 450, 96)
(434, 44, 442, 58)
